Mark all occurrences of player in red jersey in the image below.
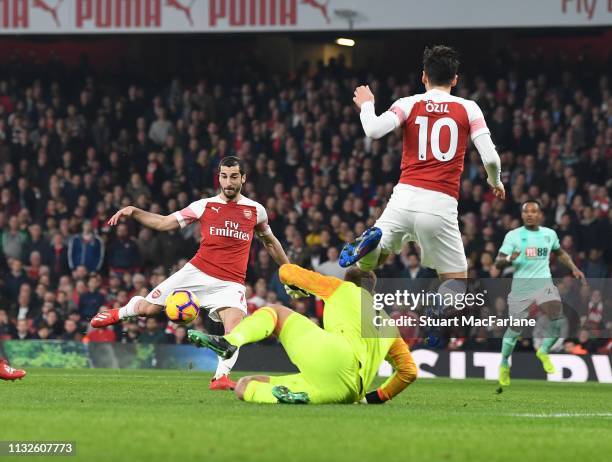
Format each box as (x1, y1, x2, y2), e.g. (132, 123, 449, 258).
(341, 45, 505, 281)
(91, 156, 294, 390)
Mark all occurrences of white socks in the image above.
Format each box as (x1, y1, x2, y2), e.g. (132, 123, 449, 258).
(214, 348, 240, 379)
(118, 296, 145, 320)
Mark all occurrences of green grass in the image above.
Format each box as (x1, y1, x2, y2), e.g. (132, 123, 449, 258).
(2, 369, 611, 462)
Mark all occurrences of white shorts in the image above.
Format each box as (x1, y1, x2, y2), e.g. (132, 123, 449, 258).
(508, 284, 561, 320)
(145, 262, 247, 323)
(375, 185, 467, 274)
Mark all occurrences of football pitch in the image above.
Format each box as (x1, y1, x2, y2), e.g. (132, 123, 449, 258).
(3, 369, 611, 462)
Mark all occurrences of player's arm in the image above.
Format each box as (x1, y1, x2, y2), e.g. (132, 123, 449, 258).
(495, 251, 521, 270)
(364, 338, 417, 404)
(278, 264, 343, 301)
(258, 230, 290, 266)
(553, 248, 586, 283)
(473, 133, 505, 199)
(253, 206, 290, 267)
(354, 85, 402, 139)
(108, 206, 179, 232)
(495, 232, 520, 270)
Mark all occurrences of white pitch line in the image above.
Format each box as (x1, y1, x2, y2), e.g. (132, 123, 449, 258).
(509, 413, 612, 418)
(27, 373, 209, 379)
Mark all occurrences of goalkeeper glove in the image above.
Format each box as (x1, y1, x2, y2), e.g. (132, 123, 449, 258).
(284, 284, 309, 299)
(361, 389, 386, 404)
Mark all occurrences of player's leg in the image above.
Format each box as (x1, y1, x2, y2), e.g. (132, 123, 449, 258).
(208, 307, 245, 389)
(91, 294, 163, 327)
(414, 212, 468, 280)
(189, 304, 291, 352)
(235, 375, 310, 404)
(340, 190, 410, 270)
(498, 294, 531, 387)
(90, 266, 203, 328)
(197, 280, 249, 389)
(234, 375, 270, 400)
(191, 305, 358, 403)
(189, 304, 313, 401)
(411, 212, 467, 345)
(535, 287, 563, 374)
(239, 326, 357, 404)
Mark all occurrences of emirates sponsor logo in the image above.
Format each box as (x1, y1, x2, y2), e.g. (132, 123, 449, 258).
(209, 220, 250, 241)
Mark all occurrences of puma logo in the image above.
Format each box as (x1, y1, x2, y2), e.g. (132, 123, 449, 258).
(166, 0, 196, 26)
(302, 0, 330, 23)
(211, 206, 220, 214)
(33, 0, 64, 27)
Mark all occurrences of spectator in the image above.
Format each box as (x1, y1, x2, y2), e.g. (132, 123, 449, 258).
(61, 319, 82, 341)
(68, 220, 104, 273)
(139, 318, 169, 344)
(22, 224, 52, 266)
(1, 215, 28, 261)
(400, 253, 435, 280)
(87, 324, 116, 343)
(148, 108, 174, 145)
(4, 258, 31, 301)
(108, 223, 141, 274)
(172, 325, 189, 345)
(78, 276, 106, 319)
(247, 278, 268, 313)
(14, 319, 36, 340)
(314, 247, 346, 279)
(120, 321, 141, 344)
(50, 233, 70, 278)
(0, 309, 16, 339)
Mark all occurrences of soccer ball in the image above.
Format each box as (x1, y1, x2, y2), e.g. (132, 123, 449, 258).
(165, 290, 200, 324)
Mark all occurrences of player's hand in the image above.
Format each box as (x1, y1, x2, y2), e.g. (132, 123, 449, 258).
(572, 268, 587, 285)
(108, 206, 135, 226)
(362, 390, 386, 404)
(284, 284, 309, 299)
(353, 85, 375, 109)
(509, 251, 521, 262)
(488, 179, 506, 200)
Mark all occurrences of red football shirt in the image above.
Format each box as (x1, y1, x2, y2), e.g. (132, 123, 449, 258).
(173, 195, 271, 284)
(389, 89, 490, 199)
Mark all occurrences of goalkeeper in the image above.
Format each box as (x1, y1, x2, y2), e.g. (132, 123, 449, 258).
(188, 264, 417, 404)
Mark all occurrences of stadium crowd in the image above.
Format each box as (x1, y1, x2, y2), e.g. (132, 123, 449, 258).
(0, 47, 610, 353)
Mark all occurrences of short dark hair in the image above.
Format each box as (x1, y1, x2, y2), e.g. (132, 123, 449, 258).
(344, 267, 377, 294)
(219, 156, 245, 175)
(423, 45, 460, 86)
(521, 199, 542, 211)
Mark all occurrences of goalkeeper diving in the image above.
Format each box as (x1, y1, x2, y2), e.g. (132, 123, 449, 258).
(188, 264, 417, 404)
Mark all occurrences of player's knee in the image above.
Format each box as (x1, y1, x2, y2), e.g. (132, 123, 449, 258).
(220, 308, 246, 334)
(234, 377, 252, 400)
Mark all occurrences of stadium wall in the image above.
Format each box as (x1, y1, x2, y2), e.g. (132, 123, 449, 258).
(3, 340, 611, 383)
